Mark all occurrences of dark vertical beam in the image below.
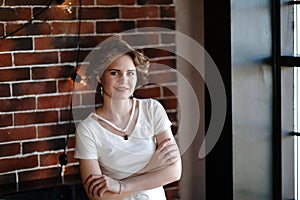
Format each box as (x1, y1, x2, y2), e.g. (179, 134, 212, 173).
(271, 0, 282, 199)
(204, 0, 233, 199)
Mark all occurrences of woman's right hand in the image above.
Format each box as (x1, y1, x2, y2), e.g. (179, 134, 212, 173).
(85, 174, 121, 197)
(143, 138, 180, 172)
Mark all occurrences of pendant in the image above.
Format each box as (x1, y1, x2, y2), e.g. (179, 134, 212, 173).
(124, 135, 128, 140)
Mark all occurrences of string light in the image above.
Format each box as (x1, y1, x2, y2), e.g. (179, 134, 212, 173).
(64, 2, 73, 14)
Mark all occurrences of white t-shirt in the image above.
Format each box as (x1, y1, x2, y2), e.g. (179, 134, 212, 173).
(74, 98, 172, 200)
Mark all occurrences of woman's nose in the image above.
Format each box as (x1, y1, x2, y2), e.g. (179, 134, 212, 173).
(118, 73, 128, 81)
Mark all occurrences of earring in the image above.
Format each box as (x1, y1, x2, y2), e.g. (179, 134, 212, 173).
(100, 86, 103, 96)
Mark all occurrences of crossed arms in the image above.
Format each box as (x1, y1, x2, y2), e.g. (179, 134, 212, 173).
(79, 129, 182, 200)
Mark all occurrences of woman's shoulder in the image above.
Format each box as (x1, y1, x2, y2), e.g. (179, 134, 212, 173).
(76, 113, 97, 130)
(137, 98, 161, 107)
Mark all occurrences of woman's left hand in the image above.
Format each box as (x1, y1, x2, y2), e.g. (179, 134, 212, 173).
(84, 174, 121, 197)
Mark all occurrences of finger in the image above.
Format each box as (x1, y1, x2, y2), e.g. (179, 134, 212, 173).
(88, 177, 101, 194)
(162, 149, 180, 163)
(96, 182, 107, 197)
(98, 185, 108, 197)
(85, 174, 101, 189)
(86, 175, 104, 195)
(166, 155, 180, 165)
(85, 174, 97, 185)
(90, 179, 104, 196)
(156, 138, 171, 151)
(160, 143, 177, 155)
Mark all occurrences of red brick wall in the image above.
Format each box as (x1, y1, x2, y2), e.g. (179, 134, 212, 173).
(0, 0, 177, 189)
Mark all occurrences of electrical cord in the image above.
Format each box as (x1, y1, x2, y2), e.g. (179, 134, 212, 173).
(0, 1, 79, 199)
(0, 0, 54, 39)
(59, 0, 82, 170)
(50, 0, 82, 199)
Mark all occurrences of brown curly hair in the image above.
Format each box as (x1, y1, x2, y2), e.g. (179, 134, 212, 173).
(86, 39, 150, 89)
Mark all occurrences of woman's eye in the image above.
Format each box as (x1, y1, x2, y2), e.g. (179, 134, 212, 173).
(110, 71, 119, 75)
(127, 71, 135, 76)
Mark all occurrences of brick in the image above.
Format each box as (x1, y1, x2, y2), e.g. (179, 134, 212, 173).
(0, 54, 12, 67)
(0, 68, 30, 82)
(96, 21, 135, 33)
(134, 86, 161, 98)
(56, 0, 94, 6)
(6, 0, 50, 6)
(52, 22, 94, 35)
(143, 46, 175, 58)
(0, 173, 16, 185)
(0, 23, 4, 36)
(81, 92, 100, 106)
(162, 84, 177, 97)
(0, 127, 36, 142)
(6, 22, 51, 36)
(60, 107, 90, 122)
(14, 111, 58, 126)
(121, 33, 159, 46)
(165, 186, 179, 200)
(60, 49, 90, 63)
(0, 155, 38, 173)
(0, 97, 36, 112)
(137, 0, 173, 5)
(38, 94, 72, 109)
(34, 36, 77, 50)
(34, 7, 76, 20)
(160, 6, 175, 18)
(0, 114, 12, 127)
(148, 71, 177, 84)
(40, 151, 76, 166)
(32, 65, 74, 80)
(121, 6, 159, 19)
(79, 35, 112, 48)
(0, 84, 10, 97)
(18, 167, 59, 182)
(13, 81, 56, 96)
(0, 8, 31, 21)
(67, 136, 76, 149)
(81, 7, 119, 20)
(23, 138, 65, 154)
(161, 33, 175, 44)
(38, 123, 75, 138)
(137, 19, 175, 30)
(14, 52, 58, 66)
(0, 38, 32, 52)
(63, 164, 80, 176)
(97, 0, 135, 5)
(77, 0, 94, 5)
(159, 98, 177, 110)
(0, 143, 20, 157)
(151, 58, 176, 70)
(40, 152, 61, 166)
(57, 79, 74, 93)
(67, 150, 76, 163)
(167, 110, 177, 122)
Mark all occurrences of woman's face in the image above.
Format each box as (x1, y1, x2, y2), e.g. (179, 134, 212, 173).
(99, 54, 137, 99)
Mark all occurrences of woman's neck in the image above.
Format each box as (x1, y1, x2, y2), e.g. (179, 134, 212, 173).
(101, 95, 133, 118)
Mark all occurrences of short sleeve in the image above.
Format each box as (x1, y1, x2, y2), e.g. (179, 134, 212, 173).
(74, 122, 98, 159)
(152, 99, 172, 135)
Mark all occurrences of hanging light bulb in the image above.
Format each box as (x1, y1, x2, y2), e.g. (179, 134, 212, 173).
(64, 2, 73, 14)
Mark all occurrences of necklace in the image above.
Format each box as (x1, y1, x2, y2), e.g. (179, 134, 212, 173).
(95, 98, 136, 140)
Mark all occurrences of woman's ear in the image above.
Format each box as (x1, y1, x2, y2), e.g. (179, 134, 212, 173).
(96, 76, 102, 84)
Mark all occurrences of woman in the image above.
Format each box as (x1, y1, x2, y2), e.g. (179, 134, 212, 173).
(74, 39, 181, 200)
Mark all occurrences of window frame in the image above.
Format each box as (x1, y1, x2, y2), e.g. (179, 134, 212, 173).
(273, 0, 297, 199)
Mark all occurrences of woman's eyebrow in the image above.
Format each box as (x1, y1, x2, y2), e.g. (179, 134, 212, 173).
(107, 69, 136, 72)
(107, 69, 120, 71)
